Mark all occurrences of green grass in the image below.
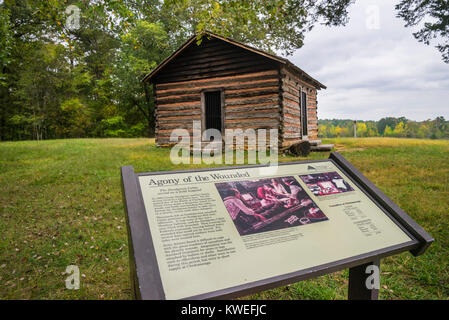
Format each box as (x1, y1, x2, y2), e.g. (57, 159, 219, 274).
(0, 137, 448, 299)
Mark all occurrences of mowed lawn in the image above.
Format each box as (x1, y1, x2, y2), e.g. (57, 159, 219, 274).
(0, 137, 448, 299)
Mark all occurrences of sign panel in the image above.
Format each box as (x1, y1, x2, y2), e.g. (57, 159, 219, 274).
(136, 159, 414, 299)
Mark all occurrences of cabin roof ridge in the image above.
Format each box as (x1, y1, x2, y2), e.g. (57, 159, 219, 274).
(142, 31, 326, 90)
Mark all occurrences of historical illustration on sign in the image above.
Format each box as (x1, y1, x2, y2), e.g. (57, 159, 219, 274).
(299, 171, 354, 196)
(215, 176, 328, 235)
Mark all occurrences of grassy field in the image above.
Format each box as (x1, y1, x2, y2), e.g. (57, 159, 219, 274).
(0, 137, 448, 299)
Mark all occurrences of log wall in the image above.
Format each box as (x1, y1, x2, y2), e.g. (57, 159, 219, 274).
(280, 67, 319, 148)
(155, 70, 281, 146)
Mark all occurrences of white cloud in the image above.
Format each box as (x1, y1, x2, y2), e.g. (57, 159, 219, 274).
(284, 0, 449, 121)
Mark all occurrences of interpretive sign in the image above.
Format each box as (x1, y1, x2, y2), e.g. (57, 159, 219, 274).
(121, 152, 433, 300)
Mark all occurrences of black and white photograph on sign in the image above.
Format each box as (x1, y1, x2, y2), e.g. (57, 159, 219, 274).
(215, 177, 328, 235)
(299, 172, 354, 196)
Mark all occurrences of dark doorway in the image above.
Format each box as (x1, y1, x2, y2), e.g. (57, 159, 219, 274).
(204, 91, 223, 134)
(301, 91, 308, 137)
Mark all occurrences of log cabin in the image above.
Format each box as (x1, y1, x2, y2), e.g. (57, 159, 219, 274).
(143, 31, 326, 149)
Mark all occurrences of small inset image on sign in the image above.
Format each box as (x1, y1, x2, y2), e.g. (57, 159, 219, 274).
(215, 177, 328, 236)
(299, 171, 354, 196)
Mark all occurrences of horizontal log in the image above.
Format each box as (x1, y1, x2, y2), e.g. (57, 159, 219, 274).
(226, 86, 279, 95)
(156, 135, 191, 141)
(284, 118, 301, 127)
(282, 81, 300, 93)
(283, 100, 300, 110)
(158, 110, 201, 117)
(310, 144, 334, 152)
(226, 104, 279, 113)
(225, 95, 278, 106)
(282, 85, 300, 97)
(158, 128, 193, 134)
(156, 138, 178, 146)
(155, 64, 275, 83)
(157, 104, 201, 111)
(284, 123, 301, 130)
(284, 110, 301, 118)
(282, 76, 299, 86)
(282, 91, 299, 101)
(283, 107, 301, 117)
(158, 123, 195, 130)
(282, 78, 317, 98)
(174, 47, 239, 63)
(156, 70, 278, 90)
(159, 90, 281, 105)
(156, 141, 280, 148)
(225, 88, 278, 99)
(158, 92, 200, 101)
(173, 49, 250, 68)
(281, 79, 300, 89)
(158, 116, 201, 124)
(157, 80, 279, 97)
(175, 43, 244, 59)
(164, 53, 259, 74)
(307, 139, 322, 146)
(286, 113, 310, 119)
(283, 125, 301, 132)
(226, 116, 278, 123)
(283, 96, 300, 107)
(157, 59, 274, 79)
(225, 112, 280, 120)
(157, 95, 200, 105)
(176, 45, 238, 59)
(281, 139, 303, 148)
(282, 137, 304, 143)
(225, 120, 279, 128)
(283, 132, 302, 139)
(156, 134, 277, 144)
(157, 129, 276, 137)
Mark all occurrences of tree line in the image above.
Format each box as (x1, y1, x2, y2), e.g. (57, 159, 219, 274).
(0, 1, 447, 141)
(318, 117, 449, 139)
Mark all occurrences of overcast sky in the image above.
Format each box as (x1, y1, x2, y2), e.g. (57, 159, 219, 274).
(286, 0, 449, 121)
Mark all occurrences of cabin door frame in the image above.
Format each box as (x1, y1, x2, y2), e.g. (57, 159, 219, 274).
(200, 88, 225, 140)
(300, 88, 309, 140)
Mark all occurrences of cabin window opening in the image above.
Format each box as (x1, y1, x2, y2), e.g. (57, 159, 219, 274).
(204, 91, 223, 139)
(301, 90, 308, 137)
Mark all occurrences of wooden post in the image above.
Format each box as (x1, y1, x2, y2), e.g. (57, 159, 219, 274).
(348, 259, 380, 300)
